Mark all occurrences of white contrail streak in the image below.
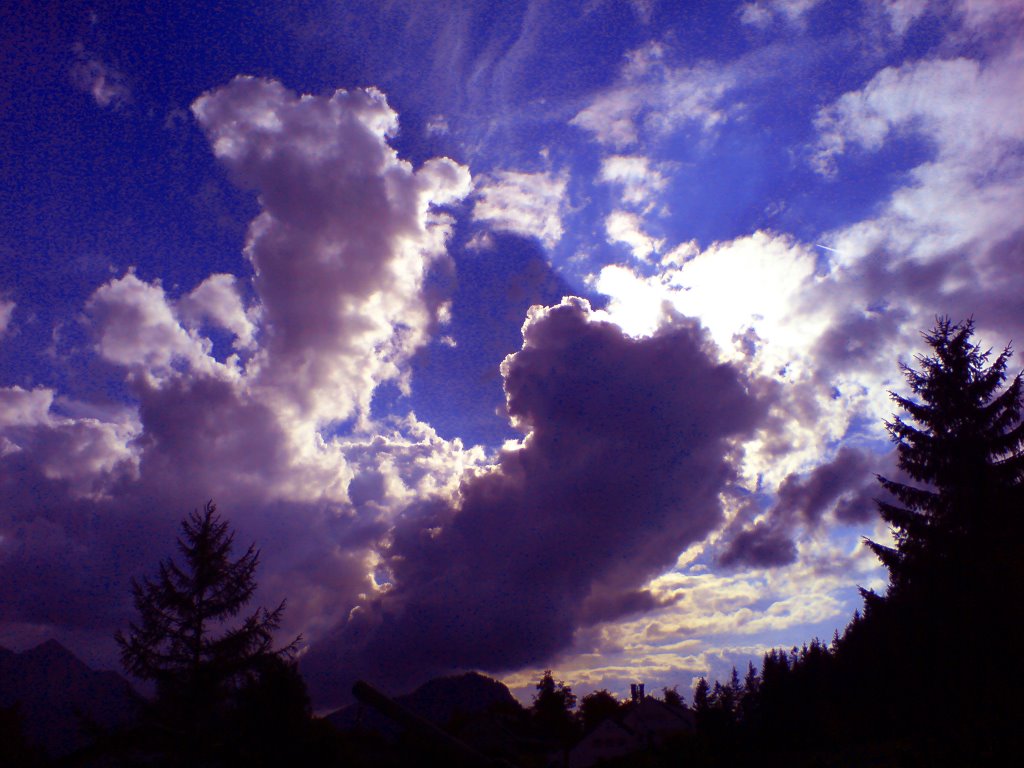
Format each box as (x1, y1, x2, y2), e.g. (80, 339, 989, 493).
(815, 243, 842, 253)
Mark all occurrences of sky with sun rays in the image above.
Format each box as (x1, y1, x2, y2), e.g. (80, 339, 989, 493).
(2, 0, 1023, 707)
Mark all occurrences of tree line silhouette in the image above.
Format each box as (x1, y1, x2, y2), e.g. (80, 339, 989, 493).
(4, 317, 1020, 766)
(680, 317, 1024, 766)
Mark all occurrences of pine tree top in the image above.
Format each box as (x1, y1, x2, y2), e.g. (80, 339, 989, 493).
(868, 317, 1024, 594)
(116, 501, 297, 687)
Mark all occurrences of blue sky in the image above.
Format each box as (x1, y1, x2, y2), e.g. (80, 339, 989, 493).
(2, 0, 1023, 707)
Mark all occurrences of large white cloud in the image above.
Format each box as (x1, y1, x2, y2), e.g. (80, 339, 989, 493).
(179, 273, 257, 351)
(87, 272, 227, 384)
(0, 78, 481, 670)
(192, 76, 472, 428)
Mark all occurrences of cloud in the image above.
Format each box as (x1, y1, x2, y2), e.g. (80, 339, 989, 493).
(601, 40, 1024, 576)
(69, 46, 129, 109)
(717, 447, 888, 569)
(604, 211, 663, 261)
(628, 0, 654, 25)
(179, 274, 257, 350)
(957, 0, 1024, 31)
(805, 41, 1024, 399)
(0, 298, 14, 338)
(812, 55, 1024, 180)
(738, 0, 823, 27)
(1, 77, 479, 672)
(880, 0, 930, 35)
(502, 529, 881, 701)
(0, 386, 138, 494)
(86, 273, 225, 384)
(571, 42, 736, 149)
(0, 387, 59, 430)
(302, 296, 768, 704)
(771, 446, 880, 526)
(598, 155, 670, 208)
(472, 170, 568, 248)
(192, 76, 472, 427)
(718, 522, 798, 569)
(596, 231, 822, 374)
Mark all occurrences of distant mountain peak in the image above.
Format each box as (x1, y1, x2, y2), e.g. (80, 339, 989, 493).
(0, 638, 141, 758)
(327, 670, 521, 734)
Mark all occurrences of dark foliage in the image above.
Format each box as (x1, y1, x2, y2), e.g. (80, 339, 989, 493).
(661, 686, 683, 708)
(0, 704, 48, 767)
(531, 670, 579, 744)
(677, 318, 1024, 766)
(112, 501, 322, 765)
(115, 502, 297, 691)
(866, 316, 1024, 596)
(578, 689, 624, 733)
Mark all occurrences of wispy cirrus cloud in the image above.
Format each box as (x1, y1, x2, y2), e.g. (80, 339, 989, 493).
(738, 0, 823, 28)
(0, 299, 14, 340)
(604, 210, 664, 261)
(472, 169, 569, 248)
(598, 155, 671, 208)
(69, 45, 129, 109)
(571, 42, 737, 149)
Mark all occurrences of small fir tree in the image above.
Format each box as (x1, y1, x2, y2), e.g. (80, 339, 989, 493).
(692, 677, 710, 716)
(115, 501, 298, 753)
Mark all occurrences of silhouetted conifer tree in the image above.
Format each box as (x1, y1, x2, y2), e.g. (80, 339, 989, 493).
(859, 317, 1024, 756)
(116, 501, 299, 761)
(866, 317, 1024, 593)
(693, 677, 710, 717)
(739, 662, 759, 725)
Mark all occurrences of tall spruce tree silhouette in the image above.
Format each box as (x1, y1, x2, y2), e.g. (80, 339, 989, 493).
(866, 317, 1023, 595)
(861, 317, 1024, 754)
(116, 501, 298, 760)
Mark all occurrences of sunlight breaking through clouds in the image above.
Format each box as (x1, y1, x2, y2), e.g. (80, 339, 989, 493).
(2, 0, 1022, 712)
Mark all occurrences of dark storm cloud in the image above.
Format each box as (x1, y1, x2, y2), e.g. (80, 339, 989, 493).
(774, 446, 876, 525)
(0, 392, 380, 660)
(718, 446, 887, 569)
(303, 297, 768, 704)
(717, 521, 797, 569)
